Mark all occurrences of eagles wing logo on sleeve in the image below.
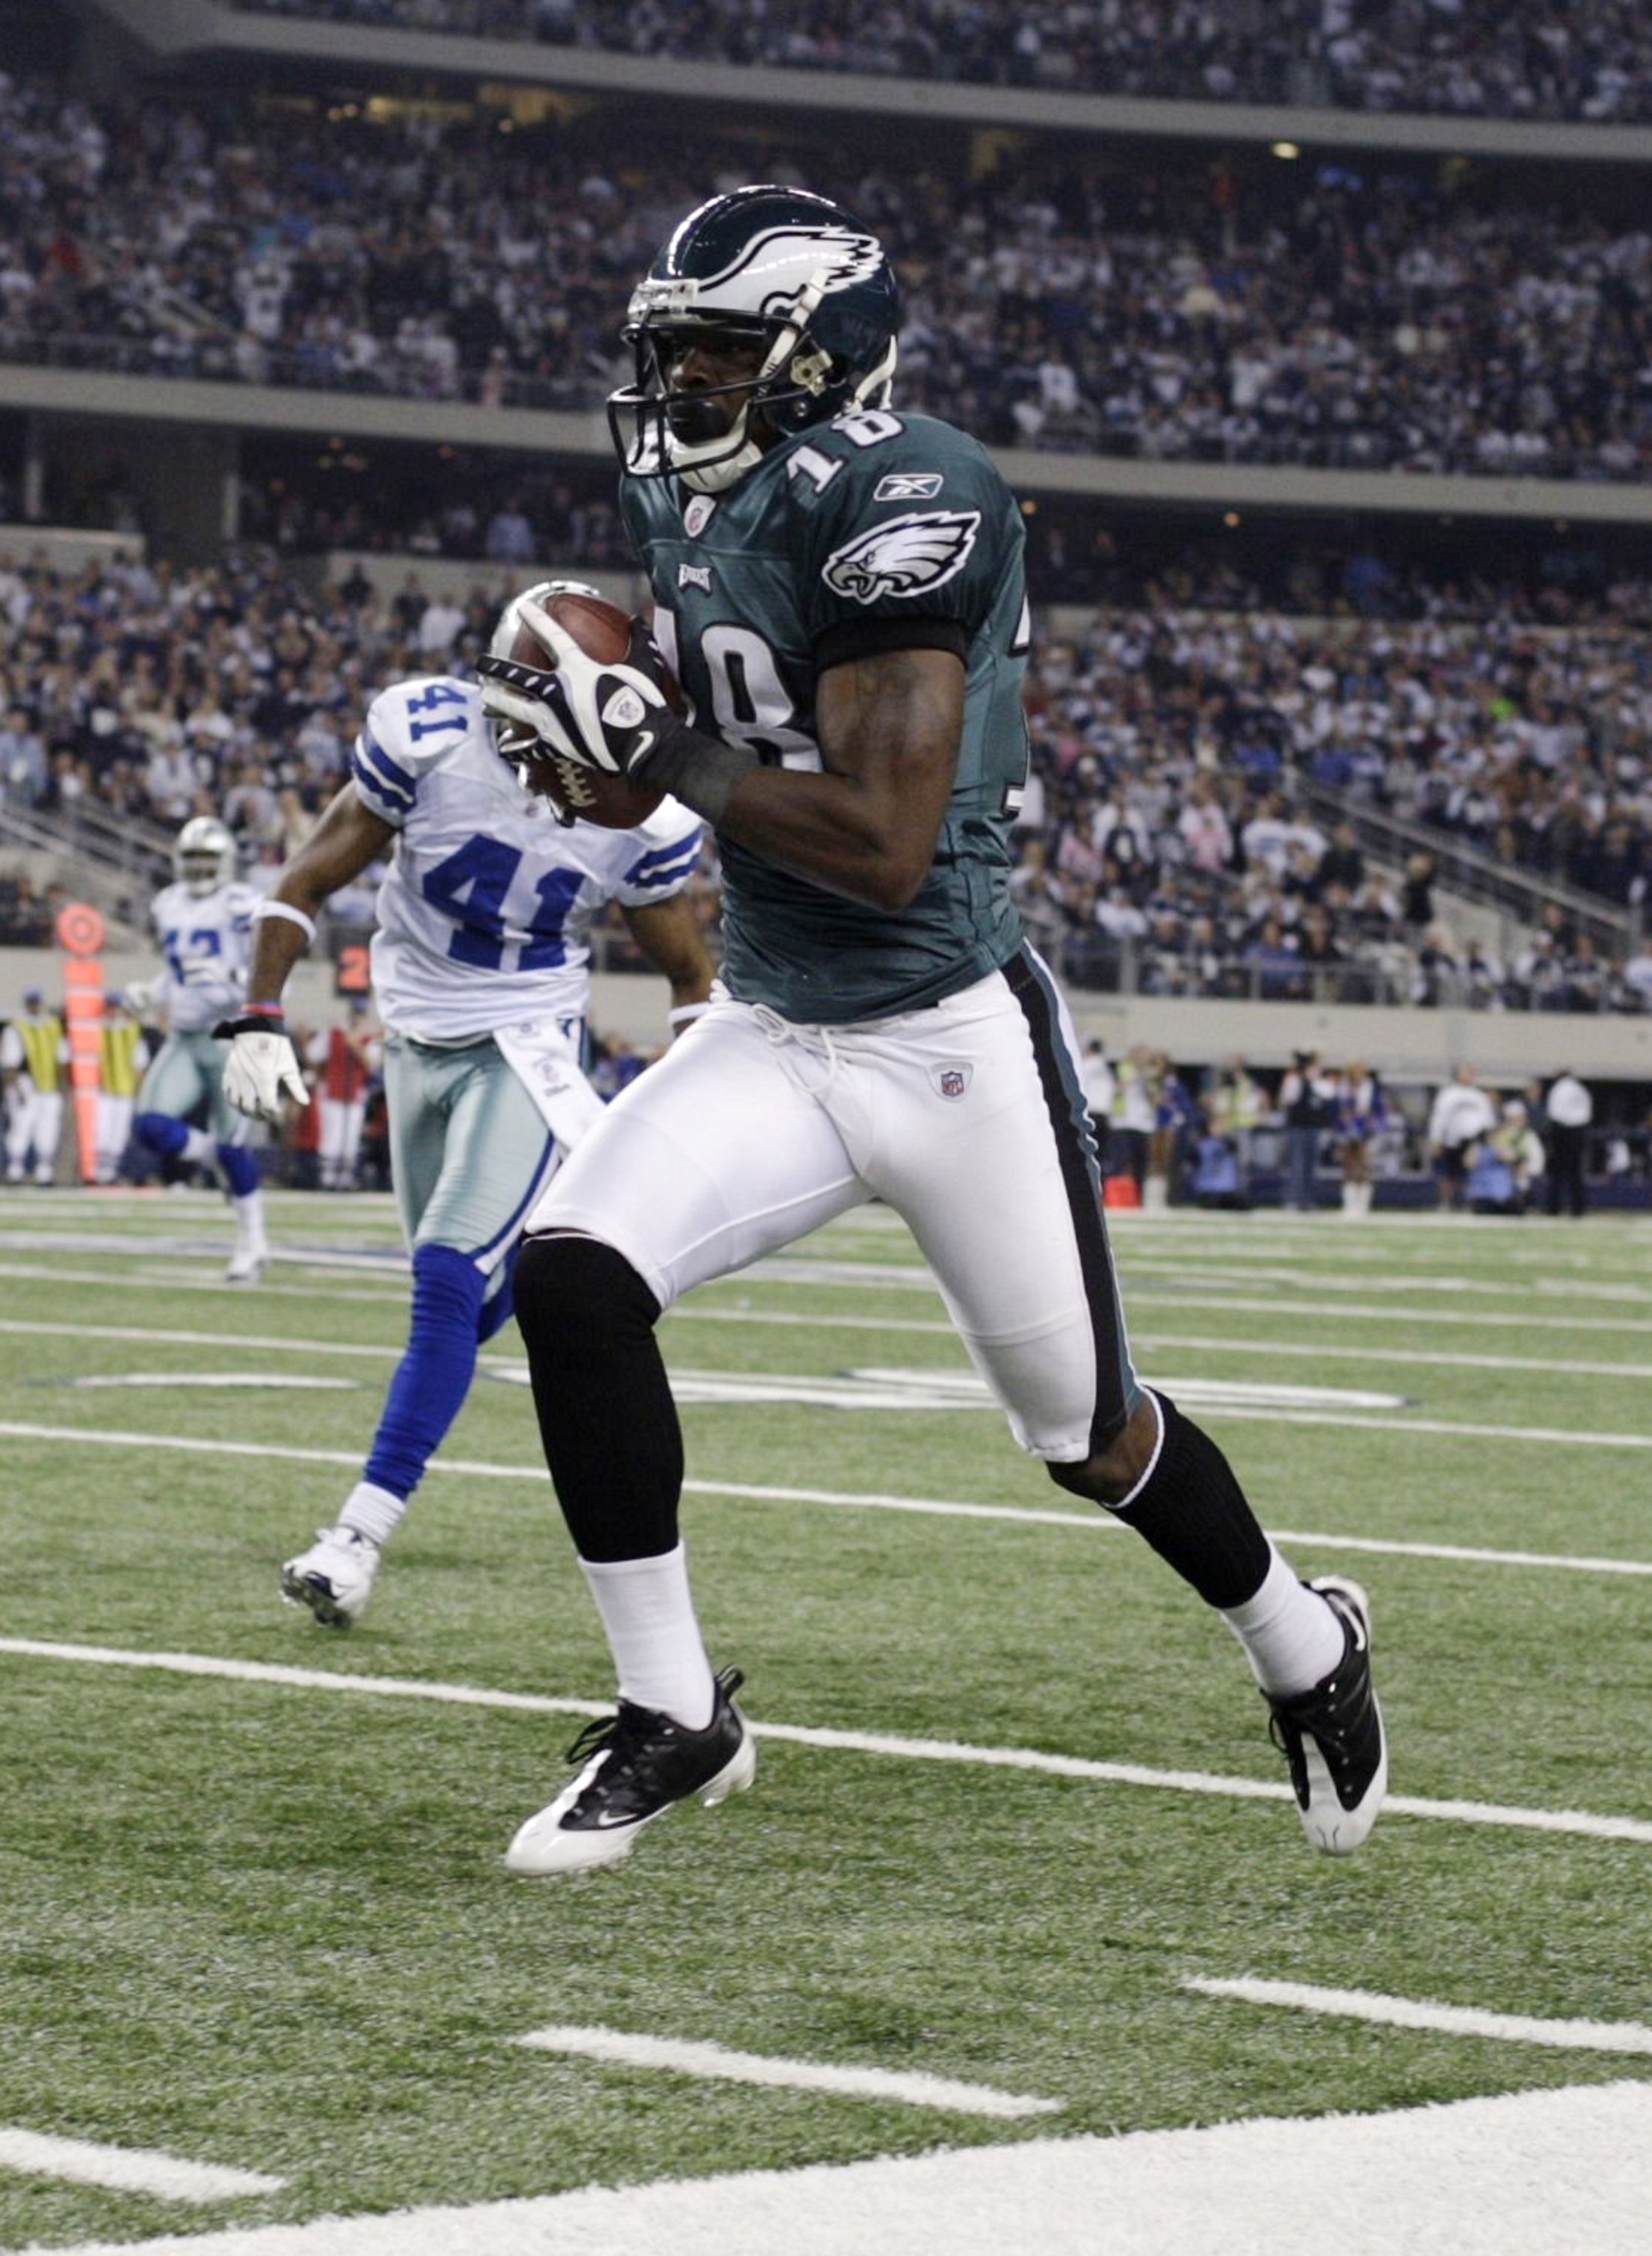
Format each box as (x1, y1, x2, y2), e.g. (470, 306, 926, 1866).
(821, 510, 982, 604)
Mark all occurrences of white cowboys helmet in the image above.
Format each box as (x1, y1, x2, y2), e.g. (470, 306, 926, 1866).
(172, 815, 238, 897)
(607, 184, 902, 496)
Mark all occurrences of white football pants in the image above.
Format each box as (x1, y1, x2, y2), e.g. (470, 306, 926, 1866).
(5, 1087, 62, 1183)
(527, 953, 1141, 1462)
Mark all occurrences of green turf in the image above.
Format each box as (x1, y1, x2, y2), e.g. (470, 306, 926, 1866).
(1, 1190, 1649, 2247)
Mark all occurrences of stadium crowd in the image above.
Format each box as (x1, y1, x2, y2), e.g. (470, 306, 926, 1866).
(223, 0, 1652, 125)
(3, 79, 1652, 479)
(1, 544, 1647, 1010)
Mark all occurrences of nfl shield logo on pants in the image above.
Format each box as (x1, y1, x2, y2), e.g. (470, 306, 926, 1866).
(932, 1063, 972, 1100)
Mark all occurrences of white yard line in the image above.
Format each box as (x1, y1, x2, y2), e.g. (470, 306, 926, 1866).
(7, 1385, 1651, 1456)
(0, 1233, 405, 1267)
(0, 2127, 281, 2203)
(14, 1227, 1650, 1310)
(8, 1307, 1647, 1381)
(0, 1318, 400, 1362)
(1121, 1287, 1652, 1336)
(0, 1260, 409, 1308)
(1, 1423, 1648, 1579)
(1114, 1255, 1652, 1302)
(1123, 1331, 1652, 1381)
(30, 2084, 1652, 2256)
(7, 1248, 1652, 1333)
(2, 1637, 1650, 1847)
(511, 2026, 1059, 2118)
(668, 1306, 1652, 1378)
(1172, 1405, 1652, 1448)
(719, 1262, 1652, 1335)
(1117, 1227, 1652, 1269)
(755, 1251, 1652, 1307)
(1184, 1977, 1652, 2055)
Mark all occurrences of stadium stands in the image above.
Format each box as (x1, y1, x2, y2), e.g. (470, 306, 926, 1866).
(220, 0, 1652, 125)
(0, 5, 1647, 1030)
(0, 80, 1648, 481)
(1, 542, 1644, 1003)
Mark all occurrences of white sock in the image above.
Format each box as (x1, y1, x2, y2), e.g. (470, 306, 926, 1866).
(580, 1544, 716, 1727)
(233, 1187, 267, 1245)
(338, 1480, 404, 1549)
(181, 1126, 214, 1165)
(1221, 1545, 1345, 1697)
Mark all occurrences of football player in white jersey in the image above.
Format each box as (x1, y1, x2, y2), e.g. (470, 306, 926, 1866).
(221, 584, 713, 1628)
(126, 817, 273, 1281)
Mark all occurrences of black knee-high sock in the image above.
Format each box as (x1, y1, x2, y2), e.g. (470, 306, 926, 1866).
(1112, 1390, 1272, 1609)
(512, 1235, 682, 1562)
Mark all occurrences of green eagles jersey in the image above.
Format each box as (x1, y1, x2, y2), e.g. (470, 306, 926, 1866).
(620, 408, 1030, 1023)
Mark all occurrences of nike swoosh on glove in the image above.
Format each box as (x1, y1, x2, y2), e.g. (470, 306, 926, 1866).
(216, 1015, 309, 1125)
(475, 606, 689, 783)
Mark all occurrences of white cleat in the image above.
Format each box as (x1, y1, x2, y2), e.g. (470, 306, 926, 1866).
(280, 1526, 380, 1628)
(226, 1240, 268, 1284)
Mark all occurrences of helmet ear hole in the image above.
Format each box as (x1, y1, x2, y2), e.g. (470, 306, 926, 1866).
(788, 344, 834, 399)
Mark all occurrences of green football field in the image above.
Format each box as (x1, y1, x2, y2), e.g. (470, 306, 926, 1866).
(1, 1186, 1649, 2254)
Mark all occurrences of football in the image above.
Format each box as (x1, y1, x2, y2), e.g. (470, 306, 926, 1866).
(508, 589, 677, 829)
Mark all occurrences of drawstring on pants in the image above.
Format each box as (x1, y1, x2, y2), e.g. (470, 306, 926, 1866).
(750, 1004, 842, 1097)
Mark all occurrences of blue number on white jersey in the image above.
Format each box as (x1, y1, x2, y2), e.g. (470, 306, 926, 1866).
(404, 681, 471, 741)
(150, 881, 259, 1032)
(352, 675, 703, 1042)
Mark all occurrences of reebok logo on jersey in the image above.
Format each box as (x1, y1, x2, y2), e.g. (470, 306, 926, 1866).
(932, 1063, 973, 1100)
(822, 510, 981, 604)
(873, 472, 944, 500)
(678, 563, 712, 591)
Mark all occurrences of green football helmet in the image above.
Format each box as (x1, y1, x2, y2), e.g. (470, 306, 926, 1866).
(608, 184, 902, 496)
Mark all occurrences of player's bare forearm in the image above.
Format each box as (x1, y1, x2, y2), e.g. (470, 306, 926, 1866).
(714, 646, 964, 914)
(247, 787, 396, 1004)
(623, 893, 714, 1014)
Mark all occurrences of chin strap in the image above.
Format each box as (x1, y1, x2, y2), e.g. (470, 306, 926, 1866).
(680, 440, 765, 497)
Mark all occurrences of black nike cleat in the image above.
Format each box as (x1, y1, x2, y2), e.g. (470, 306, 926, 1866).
(1265, 1578, 1387, 1855)
(505, 1666, 754, 1875)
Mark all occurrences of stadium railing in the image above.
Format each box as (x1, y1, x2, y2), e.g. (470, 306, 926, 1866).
(1293, 781, 1641, 958)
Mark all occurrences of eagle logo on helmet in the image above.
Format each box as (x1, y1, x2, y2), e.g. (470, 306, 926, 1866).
(821, 511, 982, 605)
(704, 224, 887, 311)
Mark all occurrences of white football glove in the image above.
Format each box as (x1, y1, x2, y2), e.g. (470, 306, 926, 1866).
(217, 1015, 309, 1125)
(121, 980, 155, 1014)
(476, 602, 680, 780)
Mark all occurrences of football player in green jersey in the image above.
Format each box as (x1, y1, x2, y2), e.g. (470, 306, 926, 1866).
(476, 186, 1387, 1877)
